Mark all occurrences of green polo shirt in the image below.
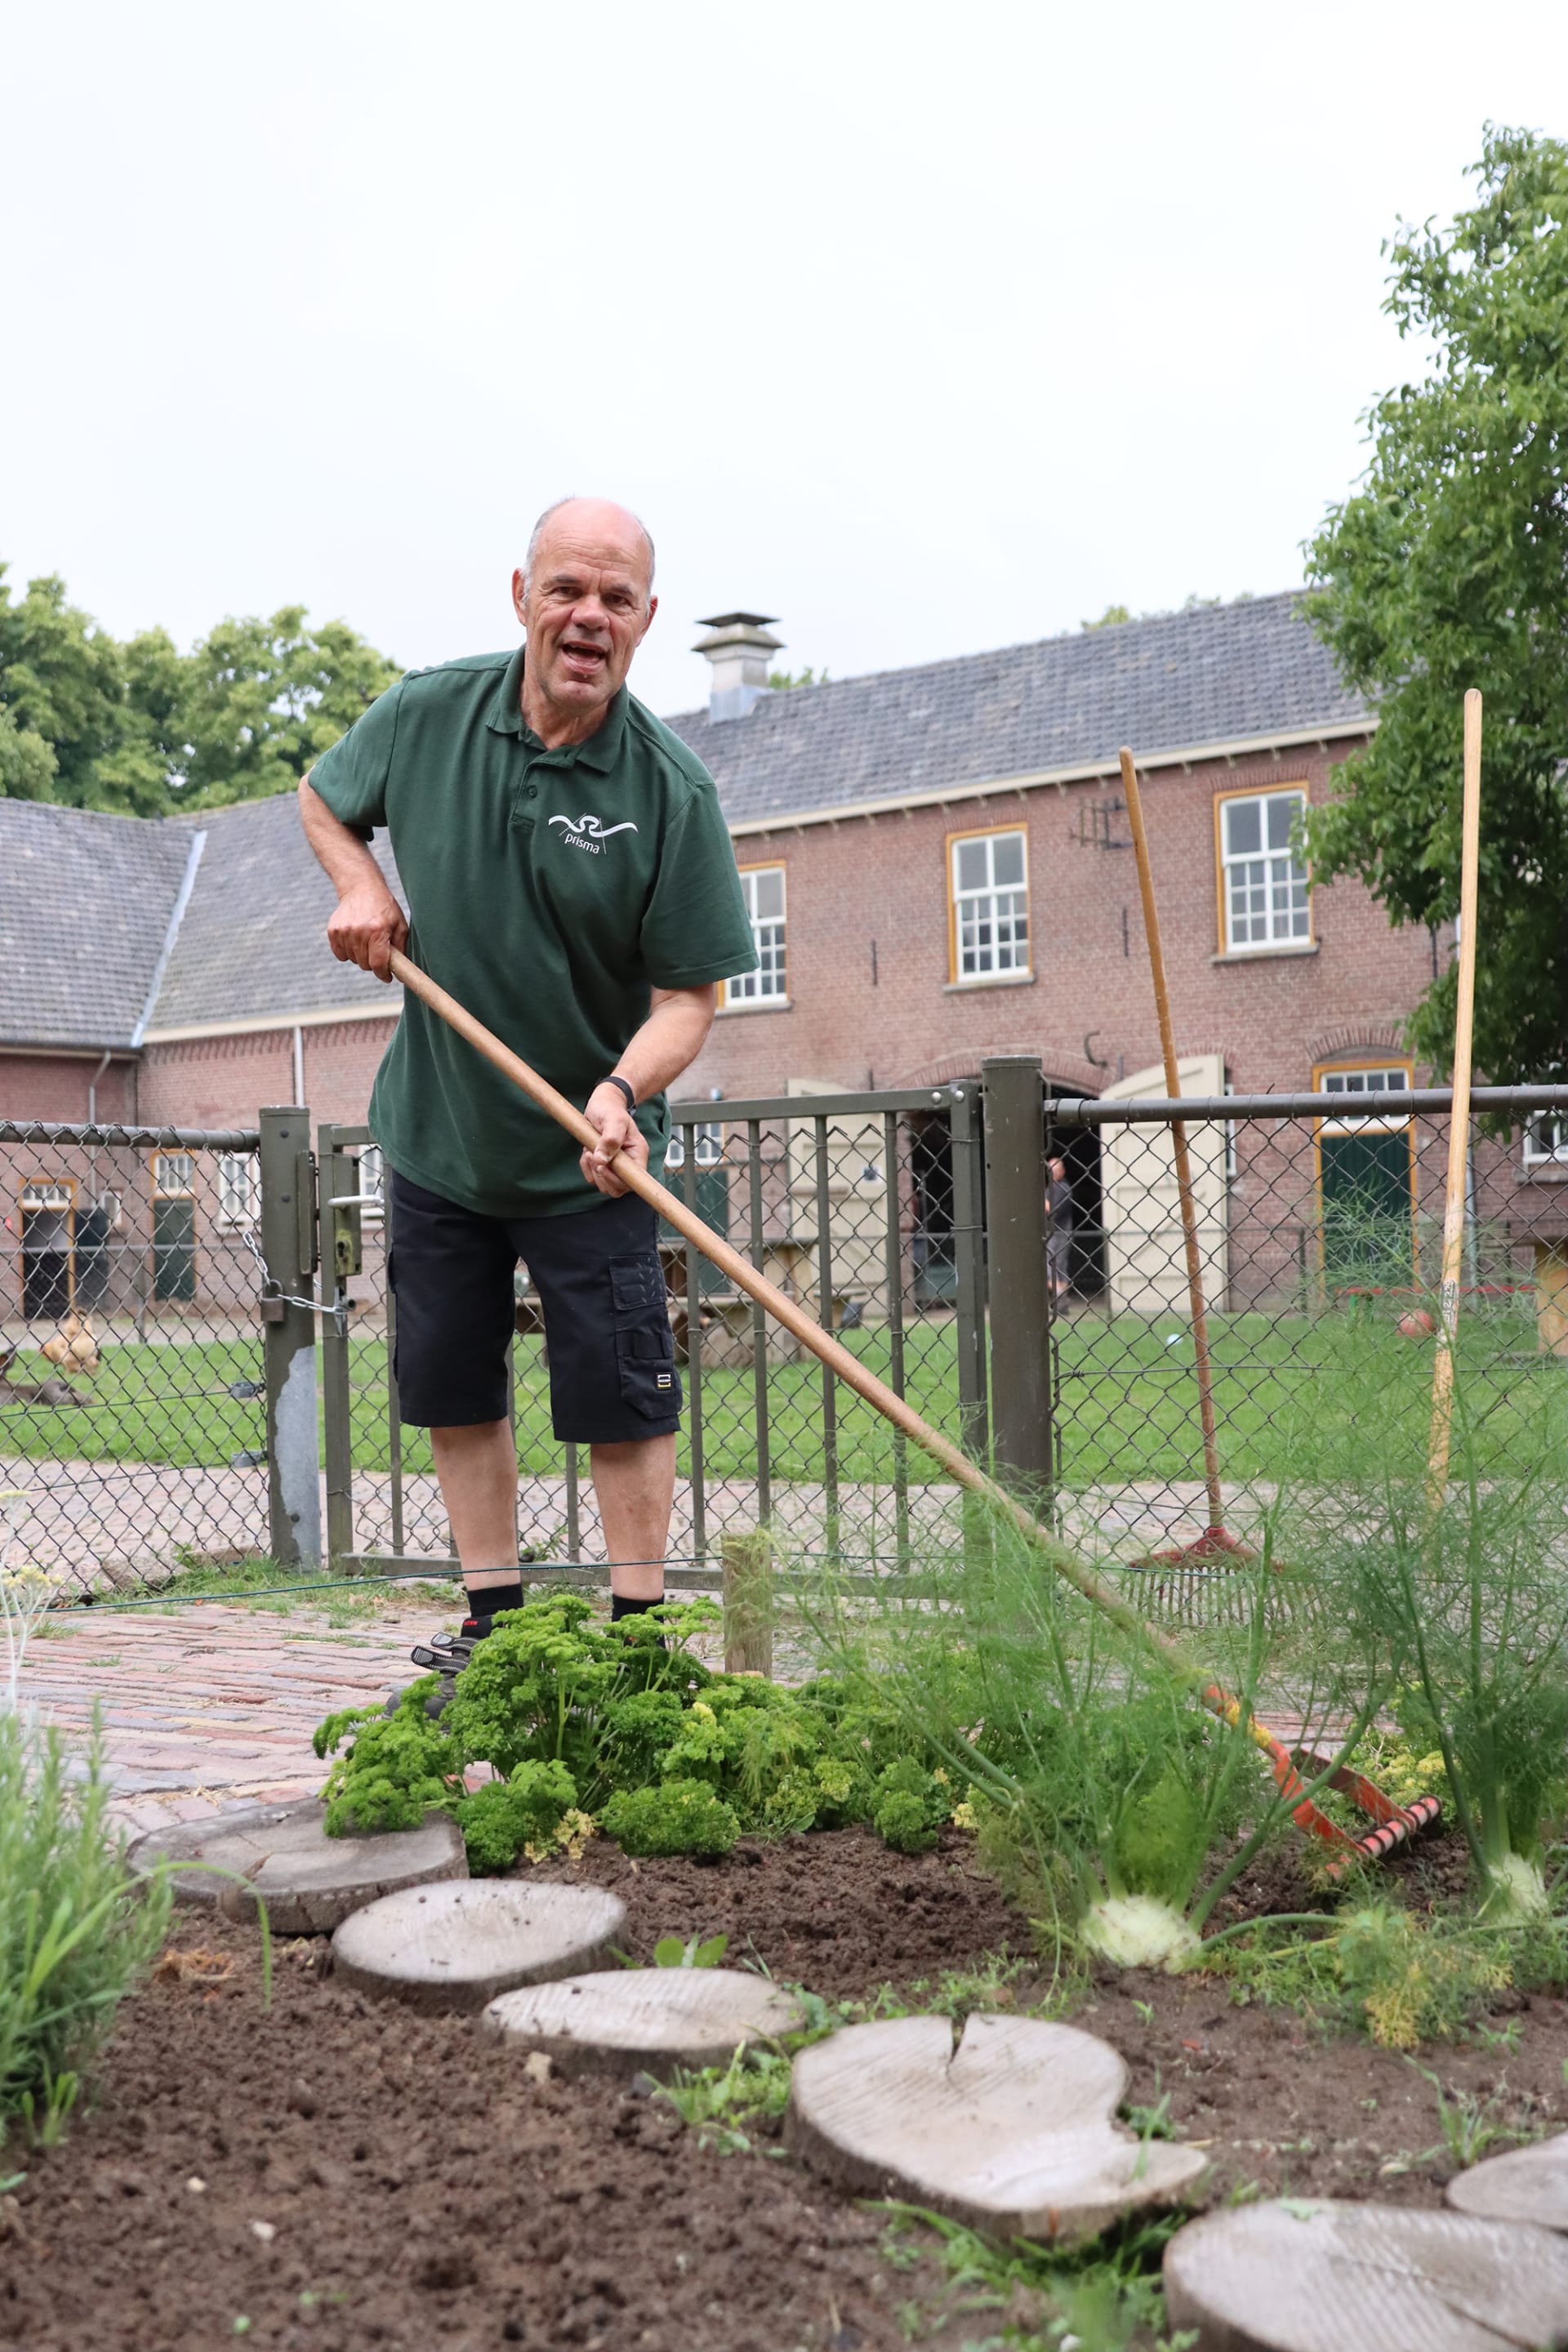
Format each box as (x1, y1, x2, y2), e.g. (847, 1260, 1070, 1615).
(308, 646, 757, 1218)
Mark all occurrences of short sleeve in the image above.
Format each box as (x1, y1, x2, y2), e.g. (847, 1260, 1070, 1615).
(639, 790, 759, 990)
(307, 680, 404, 837)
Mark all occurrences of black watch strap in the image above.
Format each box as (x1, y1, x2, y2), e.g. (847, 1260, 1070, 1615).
(605, 1074, 637, 1113)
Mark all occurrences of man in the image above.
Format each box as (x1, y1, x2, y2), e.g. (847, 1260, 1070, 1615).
(299, 497, 757, 1640)
(1045, 1154, 1075, 1306)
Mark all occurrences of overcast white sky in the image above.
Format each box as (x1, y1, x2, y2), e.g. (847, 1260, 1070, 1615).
(7, 3, 1566, 718)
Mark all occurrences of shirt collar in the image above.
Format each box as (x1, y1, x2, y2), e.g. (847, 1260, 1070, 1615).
(486, 646, 627, 771)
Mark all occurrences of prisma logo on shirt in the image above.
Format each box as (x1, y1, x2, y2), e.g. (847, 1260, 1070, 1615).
(548, 813, 639, 856)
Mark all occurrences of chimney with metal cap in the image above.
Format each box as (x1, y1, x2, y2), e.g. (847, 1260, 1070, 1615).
(693, 611, 783, 722)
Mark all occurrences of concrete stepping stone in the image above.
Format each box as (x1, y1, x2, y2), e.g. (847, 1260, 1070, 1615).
(1448, 2130, 1568, 2232)
(331, 1881, 627, 2013)
(483, 1967, 804, 2080)
(127, 1797, 466, 1935)
(1163, 2198, 1568, 2351)
(784, 2012, 1206, 2241)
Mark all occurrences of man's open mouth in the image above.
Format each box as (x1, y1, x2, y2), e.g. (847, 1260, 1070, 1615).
(561, 640, 608, 674)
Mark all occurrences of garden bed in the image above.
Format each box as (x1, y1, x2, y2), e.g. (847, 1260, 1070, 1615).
(5, 1824, 1568, 2352)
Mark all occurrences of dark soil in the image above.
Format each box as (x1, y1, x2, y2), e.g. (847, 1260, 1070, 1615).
(5, 1825, 1568, 2352)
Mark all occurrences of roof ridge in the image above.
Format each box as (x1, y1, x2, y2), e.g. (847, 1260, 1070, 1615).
(662, 587, 1304, 722)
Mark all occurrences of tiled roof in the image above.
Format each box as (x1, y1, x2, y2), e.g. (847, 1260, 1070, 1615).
(666, 590, 1370, 826)
(150, 798, 404, 1031)
(0, 801, 196, 1049)
(0, 591, 1366, 1047)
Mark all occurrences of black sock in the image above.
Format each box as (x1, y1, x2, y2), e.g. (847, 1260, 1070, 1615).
(611, 1592, 665, 1622)
(464, 1575, 526, 1629)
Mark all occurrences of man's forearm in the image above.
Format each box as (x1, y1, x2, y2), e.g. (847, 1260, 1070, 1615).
(612, 987, 716, 1104)
(299, 775, 408, 979)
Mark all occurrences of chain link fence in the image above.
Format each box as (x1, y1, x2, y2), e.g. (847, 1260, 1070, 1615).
(1046, 1082, 1568, 1566)
(317, 1086, 985, 1579)
(0, 1119, 268, 1592)
(10, 1076, 1566, 1600)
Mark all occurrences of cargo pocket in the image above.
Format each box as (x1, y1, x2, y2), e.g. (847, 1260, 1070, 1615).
(610, 1254, 682, 1421)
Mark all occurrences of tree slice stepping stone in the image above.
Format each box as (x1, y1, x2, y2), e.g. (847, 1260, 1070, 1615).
(331, 1881, 627, 2014)
(483, 1967, 804, 2080)
(1163, 2198, 1568, 2351)
(784, 2012, 1206, 2241)
(127, 1798, 466, 1936)
(1448, 2131, 1568, 2233)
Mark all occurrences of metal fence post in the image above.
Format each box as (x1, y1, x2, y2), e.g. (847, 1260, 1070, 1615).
(982, 1055, 1053, 1490)
(259, 1105, 319, 1566)
(949, 1082, 989, 1460)
(318, 1123, 356, 1564)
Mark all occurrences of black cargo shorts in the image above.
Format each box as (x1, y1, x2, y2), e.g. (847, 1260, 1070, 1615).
(386, 1170, 682, 1443)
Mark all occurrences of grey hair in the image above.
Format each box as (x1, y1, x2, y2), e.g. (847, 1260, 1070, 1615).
(522, 497, 657, 596)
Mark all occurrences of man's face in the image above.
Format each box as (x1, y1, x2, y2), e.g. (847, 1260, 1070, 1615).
(512, 502, 657, 726)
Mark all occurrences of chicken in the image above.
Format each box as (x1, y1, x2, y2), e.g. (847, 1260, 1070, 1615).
(40, 1313, 99, 1378)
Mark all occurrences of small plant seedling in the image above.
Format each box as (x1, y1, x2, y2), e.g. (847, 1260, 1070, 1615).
(1473, 2017, 1523, 2056)
(652, 1932, 729, 1969)
(1133, 1998, 1156, 2026)
(1408, 2062, 1526, 2169)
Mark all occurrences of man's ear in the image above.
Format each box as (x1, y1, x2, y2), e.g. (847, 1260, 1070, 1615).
(639, 592, 658, 644)
(511, 568, 528, 626)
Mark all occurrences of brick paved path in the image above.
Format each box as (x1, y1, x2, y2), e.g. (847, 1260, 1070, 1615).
(18, 1603, 451, 1836)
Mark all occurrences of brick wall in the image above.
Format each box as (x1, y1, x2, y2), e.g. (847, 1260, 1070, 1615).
(683, 737, 1437, 1105)
(137, 1018, 398, 1134)
(0, 1054, 138, 1125)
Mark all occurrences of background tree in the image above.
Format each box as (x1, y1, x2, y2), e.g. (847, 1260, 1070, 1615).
(0, 568, 399, 815)
(1307, 124, 1568, 1085)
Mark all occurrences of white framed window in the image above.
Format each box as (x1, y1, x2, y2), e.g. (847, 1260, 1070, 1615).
(360, 1144, 385, 1223)
(1218, 788, 1310, 951)
(666, 1120, 724, 1171)
(21, 1181, 73, 1214)
(151, 1151, 195, 1197)
(949, 827, 1029, 980)
(724, 866, 787, 1004)
(1318, 1064, 1412, 1132)
(1524, 1113, 1568, 1167)
(216, 1153, 259, 1227)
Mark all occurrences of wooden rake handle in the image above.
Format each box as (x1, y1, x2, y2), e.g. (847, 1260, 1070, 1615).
(385, 946, 1186, 1659)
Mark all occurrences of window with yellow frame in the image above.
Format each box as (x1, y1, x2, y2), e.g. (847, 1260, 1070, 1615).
(719, 863, 786, 1007)
(1214, 785, 1311, 953)
(947, 825, 1029, 982)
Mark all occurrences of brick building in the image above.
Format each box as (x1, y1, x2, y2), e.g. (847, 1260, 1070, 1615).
(5, 590, 1561, 1318)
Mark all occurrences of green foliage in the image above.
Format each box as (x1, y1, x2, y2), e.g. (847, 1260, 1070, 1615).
(871, 1757, 950, 1854)
(456, 1761, 579, 1876)
(1306, 125, 1568, 1081)
(807, 1503, 1310, 1969)
(0, 560, 399, 817)
(652, 1931, 729, 1967)
(601, 1779, 740, 1859)
(0, 1712, 172, 2145)
(880, 2201, 1195, 2352)
(314, 1680, 460, 1835)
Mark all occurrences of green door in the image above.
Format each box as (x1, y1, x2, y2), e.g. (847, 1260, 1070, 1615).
(151, 1152, 197, 1302)
(659, 1125, 731, 1297)
(1320, 1130, 1414, 1290)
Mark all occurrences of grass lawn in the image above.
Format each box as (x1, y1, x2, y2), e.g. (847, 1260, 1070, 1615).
(1, 1304, 1561, 1488)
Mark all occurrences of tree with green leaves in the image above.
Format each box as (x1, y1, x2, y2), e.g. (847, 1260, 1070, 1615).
(0, 566, 399, 816)
(1307, 124, 1568, 1085)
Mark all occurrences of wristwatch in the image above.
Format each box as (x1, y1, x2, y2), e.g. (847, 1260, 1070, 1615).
(604, 1074, 637, 1112)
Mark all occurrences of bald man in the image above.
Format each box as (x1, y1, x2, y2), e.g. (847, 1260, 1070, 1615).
(299, 499, 758, 1643)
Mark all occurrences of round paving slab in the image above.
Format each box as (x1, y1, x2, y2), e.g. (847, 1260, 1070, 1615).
(784, 2012, 1205, 2242)
(483, 1967, 805, 2080)
(331, 1881, 628, 2014)
(1163, 2199, 1568, 2352)
(1447, 2130, 1568, 2232)
(127, 1798, 466, 1936)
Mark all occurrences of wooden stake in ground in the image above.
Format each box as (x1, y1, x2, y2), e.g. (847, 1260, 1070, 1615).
(1117, 746, 1243, 1561)
(385, 944, 1433, 1870)
(1428, 688, 1483, 1505)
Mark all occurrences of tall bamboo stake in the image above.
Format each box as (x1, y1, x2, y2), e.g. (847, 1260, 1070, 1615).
(1428, 688, 1483, 1504)
(1118, 746, 1232, 1544)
